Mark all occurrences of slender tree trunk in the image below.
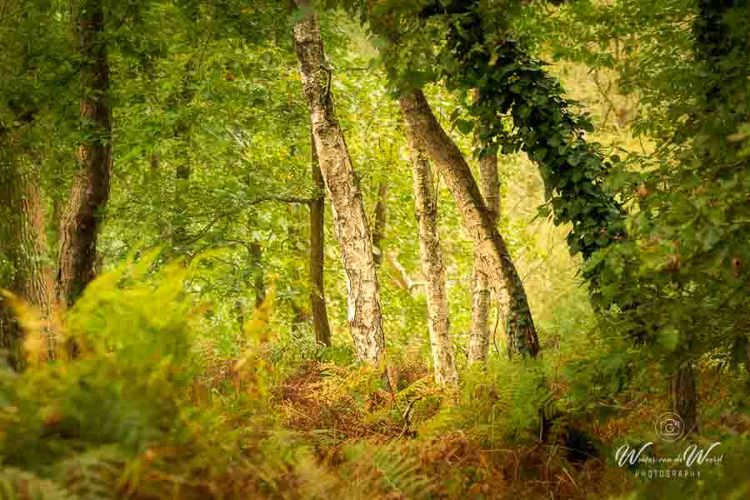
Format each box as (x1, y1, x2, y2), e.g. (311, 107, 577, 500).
(249, 240, 265, 308)
(172, 163, 191, 253)
(399, 89, 539, 357)
(372, 181, 388, 267)
(309, 136, 331, 346)
(1, 135, 56, 369)
(293, 1, 385, 363)
(478, 154, 500, 223)
(671, 362, 698, 435)
(57, 0, 111, 307)
(169, 60, 196, 254)
(409, 143, 458, 385)
(468, 151, 501, 363)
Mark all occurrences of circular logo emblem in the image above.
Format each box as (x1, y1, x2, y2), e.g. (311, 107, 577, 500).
(655, 411, 685, 441)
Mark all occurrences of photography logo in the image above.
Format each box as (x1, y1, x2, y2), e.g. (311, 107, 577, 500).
(615, 411, 723, 479)
(655, 411, 685, 442)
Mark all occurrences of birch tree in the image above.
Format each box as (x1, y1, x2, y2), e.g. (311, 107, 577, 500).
(408, 141, 457, 385)
(293, 0, 384, 363)
(468, 150, 501, 364)
(400, 89, 539, 357)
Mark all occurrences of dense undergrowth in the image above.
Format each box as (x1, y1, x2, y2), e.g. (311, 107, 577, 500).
(3, 1, 750, 498)
(1, 253, 748, 499)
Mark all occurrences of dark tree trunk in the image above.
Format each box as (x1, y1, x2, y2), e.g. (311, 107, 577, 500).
(57, 0, 111, 307)
(249, 240, 265, 308)
(400, 89, 539, 357)
(169, 60, 196, 255)
(671, 362, 698, 435)
(309, 136, 331, 346)
(171, 163, 191, 253)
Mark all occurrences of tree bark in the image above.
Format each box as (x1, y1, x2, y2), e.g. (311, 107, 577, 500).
(293, 1, 385, 363)
(478, 155, 500, 223)
(249, 240, 265, 308)
(671, 362, 698, 435)
(57, 0, 112, 307)
(468, 151, 500, 364)
(309, 136, 332, 346)
(1, 134, 56, 369)
(399, 89, 539, 357)
(170, 61, 196, 255)
(372, 181, 388, 267)
(172, 163, 191, 253)
(409, 143, 458, 385)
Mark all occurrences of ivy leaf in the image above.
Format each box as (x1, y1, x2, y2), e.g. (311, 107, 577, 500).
(455, 118, 474, 135)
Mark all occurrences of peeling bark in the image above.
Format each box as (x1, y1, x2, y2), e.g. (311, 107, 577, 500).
(293, 1, 385, 363)
(400, 89, 538, 357)
(57, 0, 112, 307)
(409, 143, 458, 385)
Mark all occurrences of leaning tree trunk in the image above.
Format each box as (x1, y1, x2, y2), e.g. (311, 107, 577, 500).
(293, 1, 385, 363)
(468, 149, 501, 364)
(57, 0, 112, 307)
(400, 89, 539, 357)
(309, 135, 332, 346)
(0, 135, 56, 370)
(409, 143, 458, 385)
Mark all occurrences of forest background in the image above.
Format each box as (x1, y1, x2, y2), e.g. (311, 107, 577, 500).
(1, 0, 749, 498)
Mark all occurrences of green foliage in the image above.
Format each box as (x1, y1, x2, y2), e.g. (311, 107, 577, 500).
(423, 358, 550, 444)
(2, 1, 750, 498)
(340, 441, 434, 498)
(341, 0, 627, 265)
(0, 467, 75, 500)
(631, 434, 750, 499)
(439, 6, 628, 270)
(0, 254, 195, 467)
(528, 0, 750, 371)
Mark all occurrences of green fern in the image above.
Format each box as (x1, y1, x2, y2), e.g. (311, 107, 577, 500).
(342, 441, 434, 499)
(51, 446, 126, 500)
(0, 468, 73, 500)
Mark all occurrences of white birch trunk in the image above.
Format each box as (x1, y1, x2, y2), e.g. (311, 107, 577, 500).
(293, 1, 384, 363)
(409, 143, 458, 385)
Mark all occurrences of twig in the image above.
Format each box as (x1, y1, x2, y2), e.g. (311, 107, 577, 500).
(188, 195, 313, 219)
(399, 397, 423, 438)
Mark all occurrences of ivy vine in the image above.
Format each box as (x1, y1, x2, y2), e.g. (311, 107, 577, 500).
(425, 1, 628, 266)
